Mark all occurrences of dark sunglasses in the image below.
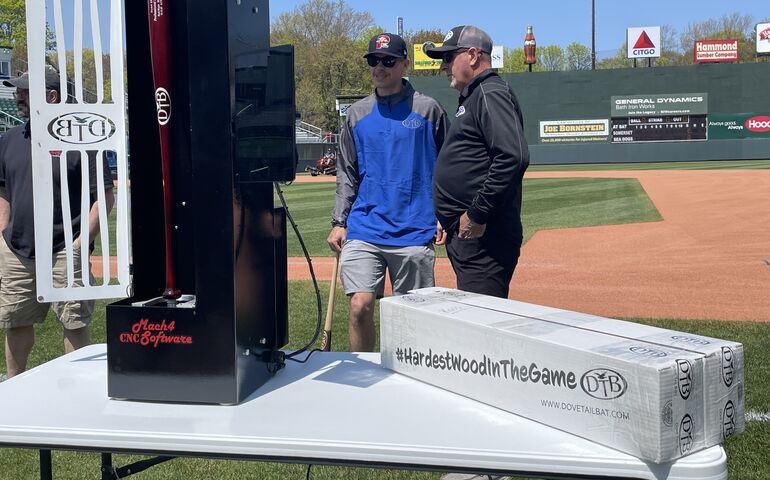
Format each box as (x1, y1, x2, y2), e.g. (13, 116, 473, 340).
(366, 56, 399, 68)
(441, 48, 469, 64)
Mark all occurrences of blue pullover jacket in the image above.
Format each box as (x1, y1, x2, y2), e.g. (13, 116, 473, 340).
(332, 80, 448, 246)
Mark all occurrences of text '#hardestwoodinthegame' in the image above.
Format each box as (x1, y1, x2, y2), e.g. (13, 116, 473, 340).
(394, 347, 578, 389)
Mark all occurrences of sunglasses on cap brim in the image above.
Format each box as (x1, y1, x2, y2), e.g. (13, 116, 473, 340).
(441, 48, 470, 63)
(366, 56, 400, 68)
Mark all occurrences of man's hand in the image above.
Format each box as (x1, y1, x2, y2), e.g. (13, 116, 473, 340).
(458, 212, 486, 239)
(435, 221, 447, 245)
(327, 226, 347, 253)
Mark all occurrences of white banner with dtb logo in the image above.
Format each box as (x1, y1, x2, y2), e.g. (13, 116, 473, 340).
(26, 0, 131, 302)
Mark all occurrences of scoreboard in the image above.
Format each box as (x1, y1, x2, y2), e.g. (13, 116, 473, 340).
(611, 115, 707, 143)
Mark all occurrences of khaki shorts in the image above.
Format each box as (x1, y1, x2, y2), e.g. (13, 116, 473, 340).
(0, 238, 94, 329)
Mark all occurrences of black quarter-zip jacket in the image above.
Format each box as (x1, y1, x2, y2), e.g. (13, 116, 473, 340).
(432, 69, 530, 244)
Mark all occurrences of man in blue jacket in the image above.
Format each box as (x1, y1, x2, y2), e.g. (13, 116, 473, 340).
(327, 33, 448, 351)
(426, 25, 530, 298)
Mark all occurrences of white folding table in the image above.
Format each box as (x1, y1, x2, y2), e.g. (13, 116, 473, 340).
(0, 345, 727, 479)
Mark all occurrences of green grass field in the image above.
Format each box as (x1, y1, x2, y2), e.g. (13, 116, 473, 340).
(4, 160, 769, 478)
(279, 177, 661, 257)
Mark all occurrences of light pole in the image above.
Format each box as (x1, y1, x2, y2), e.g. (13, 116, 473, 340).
(591, 0, 596, 69)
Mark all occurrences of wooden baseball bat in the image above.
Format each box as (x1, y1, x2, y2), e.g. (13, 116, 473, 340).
(320, 253, 340, 352)
(147, 0, 180, 300)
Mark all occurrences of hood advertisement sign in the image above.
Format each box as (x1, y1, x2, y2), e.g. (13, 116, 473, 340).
(757, 23, 770, 54)
(709, 113, 770, 139)
(627, 26, 661, 58)
(694, 40, 739, 63)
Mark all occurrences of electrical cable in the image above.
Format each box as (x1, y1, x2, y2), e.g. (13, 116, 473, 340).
(305, 463, 312, 479)
(287, 349, 322, 364)
(274, 181, 323, 361)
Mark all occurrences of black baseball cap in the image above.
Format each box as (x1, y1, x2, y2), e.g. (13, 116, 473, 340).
(2, 65, 62, 90)
(424, 25, 493, 59)
(364, 32, 408, 59)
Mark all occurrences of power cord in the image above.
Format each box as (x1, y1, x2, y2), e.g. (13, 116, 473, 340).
(274, 181, 323, 361)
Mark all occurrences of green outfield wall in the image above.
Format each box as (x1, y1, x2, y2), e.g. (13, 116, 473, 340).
(410, 62, 770, 164)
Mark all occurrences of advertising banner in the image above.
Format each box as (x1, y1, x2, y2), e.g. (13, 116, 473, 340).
(708, 113, 770, 139)
(539, 119, 609, 143)
(611, 93, 708, 117)
(627, 26, 661, 58)
(757, 23, 770, 54)
(413, 43, 504, 69)
(413, 43, 442, 70)
(491, 45, 504, 69)
(694, 40, 738, 63)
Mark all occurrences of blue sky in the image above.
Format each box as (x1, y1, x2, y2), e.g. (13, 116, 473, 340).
(270, 0, 770, 55)
(45, 1, 768, 57)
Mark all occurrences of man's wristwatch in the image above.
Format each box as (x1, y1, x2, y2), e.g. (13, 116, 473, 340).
(331, 220, 346, 228)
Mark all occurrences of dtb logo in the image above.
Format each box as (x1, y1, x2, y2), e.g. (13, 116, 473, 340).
(155, 87, 171, 125)
(722, 401, 736, 439)
(676, 359, 693, 400)
(402, 118, 424, 129)
(722, 347, 735, 387)
(47, 112, 115, 145)
(580, 368, 627, 400)
(745, 116, 770, 132)
(629, 345, 667, 358)
(671, 335, 710, 346)
(679, 414, 694, 455)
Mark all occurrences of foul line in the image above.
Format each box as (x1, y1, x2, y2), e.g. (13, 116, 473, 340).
(746, 410, 770, 423)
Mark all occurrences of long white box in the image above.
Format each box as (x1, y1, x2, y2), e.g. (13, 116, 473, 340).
(381, 294, 711, 463)
(409, 288, 745, 449)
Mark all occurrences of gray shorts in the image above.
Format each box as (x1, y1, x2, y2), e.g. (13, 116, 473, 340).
(340, 240, 435, 298)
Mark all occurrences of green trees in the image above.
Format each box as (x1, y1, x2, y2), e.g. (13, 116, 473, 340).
(678, 13, 758, 64)
(271, 0, 374, 132)
(0, 0, 29, 74)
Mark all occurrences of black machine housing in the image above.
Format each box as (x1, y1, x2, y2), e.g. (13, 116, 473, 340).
(106, 0, 296, 404)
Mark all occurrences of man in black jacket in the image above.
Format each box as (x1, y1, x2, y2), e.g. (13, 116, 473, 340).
(426, 25, 530, 298)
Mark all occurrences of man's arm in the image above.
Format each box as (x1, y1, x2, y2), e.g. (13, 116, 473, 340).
(466, 84, 529, 226)
(0, 187, 10, 233)
(75, 188, 115, 248)
(327, 117, 360, 252)
(431, 101, 450, 153)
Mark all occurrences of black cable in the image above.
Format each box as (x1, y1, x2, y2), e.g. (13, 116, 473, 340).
(274, 181, 323, 361)
(287, 349, 322, 364)
(305, 463, 312, 479)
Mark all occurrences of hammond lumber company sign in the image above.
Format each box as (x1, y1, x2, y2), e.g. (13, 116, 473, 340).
(694, 40, 738, 63)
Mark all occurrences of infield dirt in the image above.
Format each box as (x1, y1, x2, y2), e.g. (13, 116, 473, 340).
(286, 169, 770, 322)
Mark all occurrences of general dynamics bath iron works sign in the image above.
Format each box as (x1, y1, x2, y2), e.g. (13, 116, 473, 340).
(611, 94, 708, 117)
